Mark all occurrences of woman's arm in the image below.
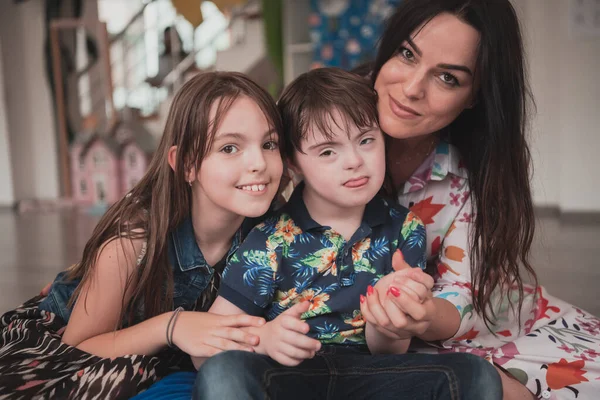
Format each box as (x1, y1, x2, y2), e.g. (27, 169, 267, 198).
(419, 196, 477, 342)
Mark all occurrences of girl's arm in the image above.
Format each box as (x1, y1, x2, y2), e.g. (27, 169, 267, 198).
(62, 237, 156, 356)
(62, 238, 264, 358)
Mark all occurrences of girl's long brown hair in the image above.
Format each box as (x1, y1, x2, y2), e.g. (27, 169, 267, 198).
(372, 0, 537, 327)
(66, 72, 282, 327)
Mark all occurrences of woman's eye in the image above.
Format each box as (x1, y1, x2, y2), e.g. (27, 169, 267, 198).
(264, 141, 279, 150)
(440, 72, 459, 87)
(360, 137, 374, 145)
(399, 47, 414, 61)
(221, 145, 238, 154)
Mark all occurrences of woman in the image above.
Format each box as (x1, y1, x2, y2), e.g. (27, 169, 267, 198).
(358, 0, 600, 399)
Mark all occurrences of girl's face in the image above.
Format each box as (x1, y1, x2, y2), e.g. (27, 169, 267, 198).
(194, 96, 283, 218)
(374, 13, 480, 140)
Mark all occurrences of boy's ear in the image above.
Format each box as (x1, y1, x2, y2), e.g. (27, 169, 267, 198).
(168, 145, 196, 183)
(286, 158, 302, 179)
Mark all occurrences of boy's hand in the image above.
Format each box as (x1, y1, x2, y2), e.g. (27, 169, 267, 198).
(256, 301, 321, 366)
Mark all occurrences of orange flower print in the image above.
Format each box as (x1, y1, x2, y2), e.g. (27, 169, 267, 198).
(274, 288, 298, 308)
(534, 286, 561, 320)
(437, 262, 460, 277)
(410, 196, 445, 225)
(344, 312, 365, 328)
(454, 327, 479, 341)
(538, 359, 588, 398)
(275, 217, 302, 244)
(352, 239, 371, 262)
(319, 249, 337, 276)
(299, 289, 330, 312)
(341, 328, 364, 338)
(444, 246, 466, 262)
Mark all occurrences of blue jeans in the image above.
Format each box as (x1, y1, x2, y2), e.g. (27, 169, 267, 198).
(193, 345, 502, 400)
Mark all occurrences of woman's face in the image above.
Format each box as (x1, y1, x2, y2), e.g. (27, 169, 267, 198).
(374, 13, 480, 140)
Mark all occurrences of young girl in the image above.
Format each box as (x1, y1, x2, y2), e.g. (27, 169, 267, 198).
(0, 72, 284, 399)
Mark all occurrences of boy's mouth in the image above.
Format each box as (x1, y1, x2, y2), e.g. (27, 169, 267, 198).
(343, 177, 369, 188)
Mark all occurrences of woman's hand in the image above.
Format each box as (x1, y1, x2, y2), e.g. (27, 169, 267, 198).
(172, 311, 266, 358)
(360, 250, 436, 339)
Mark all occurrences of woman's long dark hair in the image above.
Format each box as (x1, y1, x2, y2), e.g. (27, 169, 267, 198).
(372, 0, 537, 327)
(66, 72, 282, 327)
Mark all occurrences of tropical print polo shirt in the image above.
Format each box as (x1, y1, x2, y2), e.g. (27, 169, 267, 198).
(220, 183, 426, 345)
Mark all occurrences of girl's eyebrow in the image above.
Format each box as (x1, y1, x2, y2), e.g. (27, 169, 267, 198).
(215, 129, 277, 141)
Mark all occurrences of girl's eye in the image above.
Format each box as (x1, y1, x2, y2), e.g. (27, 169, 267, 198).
(439, 72, 459, 87)
(263, 141, 279, 150)
(360, 137, 374, 145)
(221, 145, 238, 154)
(319, 150, 333, 157)
(399, 47, 415, 61)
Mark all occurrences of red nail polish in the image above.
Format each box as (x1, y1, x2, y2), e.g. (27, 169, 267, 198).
(367, 285, 374, 295)
(389, 286, 401, 297)
(360, 294, 366, 303)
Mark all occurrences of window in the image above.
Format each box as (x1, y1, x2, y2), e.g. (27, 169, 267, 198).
(80, 180, 87, 195)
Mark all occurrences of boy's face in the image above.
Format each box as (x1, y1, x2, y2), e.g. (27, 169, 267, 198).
(292, 109, 385, 211)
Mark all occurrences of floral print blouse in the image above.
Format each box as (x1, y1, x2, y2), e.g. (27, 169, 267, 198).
(398, 141, 600, 400)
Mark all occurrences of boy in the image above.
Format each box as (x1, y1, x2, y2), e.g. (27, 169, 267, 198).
(206, 68, 427, 366)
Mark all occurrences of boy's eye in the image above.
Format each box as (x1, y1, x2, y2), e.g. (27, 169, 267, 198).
(360, 137, 374, 145)
(319, 150, 333, 157)
(220, 145, 238, 154)
(263, 141, 279, 150)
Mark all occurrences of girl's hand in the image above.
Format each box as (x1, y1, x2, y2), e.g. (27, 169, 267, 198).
(257, 301, 321, 366)
(172, 311, 266, 358)
(40, 282, 52, 296)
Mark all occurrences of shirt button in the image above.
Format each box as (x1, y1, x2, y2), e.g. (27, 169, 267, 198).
(542, 390, 551, 399)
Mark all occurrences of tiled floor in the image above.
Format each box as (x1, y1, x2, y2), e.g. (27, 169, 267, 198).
(0, 209, 598, 317)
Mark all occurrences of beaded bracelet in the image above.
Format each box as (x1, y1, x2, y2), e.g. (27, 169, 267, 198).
(166, 306, 184, 348)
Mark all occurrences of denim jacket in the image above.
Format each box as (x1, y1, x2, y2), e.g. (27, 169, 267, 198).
(38, 216, 252, 326)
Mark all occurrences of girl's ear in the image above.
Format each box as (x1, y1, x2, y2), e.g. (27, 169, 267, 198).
(167, 146, 178, 171)
(168, 145, 196, 184)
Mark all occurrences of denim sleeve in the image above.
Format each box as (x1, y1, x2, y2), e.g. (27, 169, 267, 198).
(220, 222, 280, 316)
(38, 271, 80, 323)
(398, 211, 427, 270)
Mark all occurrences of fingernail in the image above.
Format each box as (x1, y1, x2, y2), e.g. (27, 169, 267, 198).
(360, 294, 366, 303)
(367, 285, 374, 295)
(389, 286, 401, 297)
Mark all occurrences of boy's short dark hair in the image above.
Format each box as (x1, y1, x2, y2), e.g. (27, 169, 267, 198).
(277, 67, 379, 160)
